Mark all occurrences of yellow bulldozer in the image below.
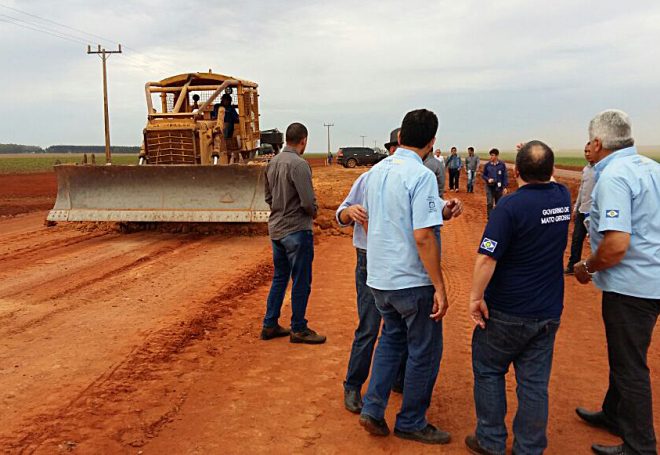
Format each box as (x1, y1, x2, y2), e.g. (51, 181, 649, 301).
(47, 71, 283, 224)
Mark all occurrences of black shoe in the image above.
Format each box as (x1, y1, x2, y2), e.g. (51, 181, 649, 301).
(576, 408, 621, 436)
(290, 327, 327, 344)
(260, 324, 290, 340)
(465, 434, 500, 455)
(359, 414, 390, 436)
(591, 444, 626, 455)
(564, 266, 575, 275)
(344, 389, 362, 414)
(391, 383, 403, 394)
(393, 423, 450, 445)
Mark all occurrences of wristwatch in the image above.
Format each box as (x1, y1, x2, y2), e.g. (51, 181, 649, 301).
(580, 259, 595, 275)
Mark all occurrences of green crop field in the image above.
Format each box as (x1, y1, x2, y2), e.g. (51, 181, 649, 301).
(0, 153, 140, 174)
(492, 145, 660, 167)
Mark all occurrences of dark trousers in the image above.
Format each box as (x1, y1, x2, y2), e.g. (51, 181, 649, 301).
(472, 309, 560, 455)
(361, 285, 442, 432)
(601, 291, 659, 455)
(344, 249, 406, 392)
(448, 168, 460, 190)
(263, 230, 314, 332)
(486, 185, 504, 219)
(567, 212, 587, 268)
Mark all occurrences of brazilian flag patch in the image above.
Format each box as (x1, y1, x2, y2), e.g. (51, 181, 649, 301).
(480, 237, 498, 253)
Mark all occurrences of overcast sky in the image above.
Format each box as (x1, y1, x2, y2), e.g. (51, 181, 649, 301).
(1, 0, 659, 152)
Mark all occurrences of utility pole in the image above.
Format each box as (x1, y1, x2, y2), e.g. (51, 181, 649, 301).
(88, 44, 122, 164)
(360, 135, 366, 147)
(324, 122, 334, 166)
(374, 139, 377, 148)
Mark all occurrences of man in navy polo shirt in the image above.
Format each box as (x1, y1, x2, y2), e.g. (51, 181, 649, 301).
(466, 140, 571, 455)
(482, 148, 509, 219)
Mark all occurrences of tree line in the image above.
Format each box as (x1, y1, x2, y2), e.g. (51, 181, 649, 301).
(0, 144, 139, 154)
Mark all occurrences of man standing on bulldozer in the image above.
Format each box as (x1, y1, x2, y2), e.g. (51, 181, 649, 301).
(261, 123, 327, 345)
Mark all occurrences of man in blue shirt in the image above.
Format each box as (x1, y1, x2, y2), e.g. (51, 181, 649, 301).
(573, 110, 660, 455)
(446, 146, 463, 192)
(357, 109, 450, 445)
(481, 148, 509, 219)
(466, 141, 571, 455)
(337, 129, 463, 415)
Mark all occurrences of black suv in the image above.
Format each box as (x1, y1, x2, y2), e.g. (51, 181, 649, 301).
(336, 147, 388, 168)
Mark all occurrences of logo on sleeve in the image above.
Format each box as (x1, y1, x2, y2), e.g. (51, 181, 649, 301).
(480, 237, 498, 253)
(605, 209, 620, 218)
(427, 196, 437, 212)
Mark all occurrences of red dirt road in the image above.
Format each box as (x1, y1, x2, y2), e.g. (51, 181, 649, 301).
(0, 166, 658, 454)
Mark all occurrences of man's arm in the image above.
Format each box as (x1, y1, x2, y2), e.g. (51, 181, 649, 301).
(469, 254, 497, 328)
(292, 162, 318, 218)
(501, 162, 509, 188)
(336, 173, 369, 226)
(414, 227, 448, 321)
(481, 163, 490, 183)
(574, 231, 631, 283)
(264, 167, 272, 207)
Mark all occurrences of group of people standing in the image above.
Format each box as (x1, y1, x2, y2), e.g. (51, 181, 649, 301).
(258, 109, 659, 455)
(422, 145, 511, 218)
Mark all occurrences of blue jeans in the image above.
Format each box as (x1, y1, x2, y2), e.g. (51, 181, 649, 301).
(472, 309, 560, 455)
(263, 230, 314, 332)
(467, 169, 476, 192)
(344, 249, 406, 392)
(361, 285, 442, 432)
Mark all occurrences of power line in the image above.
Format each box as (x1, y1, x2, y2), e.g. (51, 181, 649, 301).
(0, 15, 89, 46)
(0, 3, 167, 70)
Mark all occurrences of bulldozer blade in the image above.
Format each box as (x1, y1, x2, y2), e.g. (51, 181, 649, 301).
(47, 164, 270, 223)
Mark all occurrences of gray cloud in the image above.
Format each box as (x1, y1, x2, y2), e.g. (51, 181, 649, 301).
(0, 0, 659, 152)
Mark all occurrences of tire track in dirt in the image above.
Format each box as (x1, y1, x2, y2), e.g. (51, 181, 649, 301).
(0, 256, 274, 453)
(0, 230, 115, 267)
(0, 236, 209, 337)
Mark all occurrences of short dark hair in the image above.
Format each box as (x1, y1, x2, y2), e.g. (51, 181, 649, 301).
(451, 146, 457, 152)
(399, 109, 438, 149)
(285, 122, 308, 145)
(516, 140, 554, 183)
(468, 146, 474, 152)
(192, 94, 200, 101)
(489, 148, 499, 156)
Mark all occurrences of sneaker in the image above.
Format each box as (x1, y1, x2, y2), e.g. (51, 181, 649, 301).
(394, 423, 451, 445)
(260, 324, 290, 340)
(359, 414, 390, 436)
(290, 327, 327, 344)
(564, 266, 575, 275)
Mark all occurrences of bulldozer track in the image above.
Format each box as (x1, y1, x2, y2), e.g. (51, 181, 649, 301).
(0, 256, 274, 452)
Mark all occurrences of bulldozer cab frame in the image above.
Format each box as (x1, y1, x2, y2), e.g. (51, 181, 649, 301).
(142, 72, 260, 165)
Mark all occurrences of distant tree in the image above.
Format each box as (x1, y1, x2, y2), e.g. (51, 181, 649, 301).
(0, 143, 45, 154)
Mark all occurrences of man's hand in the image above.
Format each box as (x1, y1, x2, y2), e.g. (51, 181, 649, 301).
(488, 178, 494, 184)
(442, 198, 464, 220)
(469, 295, 489, 329)
(503, 188, 508, 195)
(516, 142, 526, 151)
(344, 204, 368, 224)
(430, 290, 449, 321)
(574, 261, 592, 284)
